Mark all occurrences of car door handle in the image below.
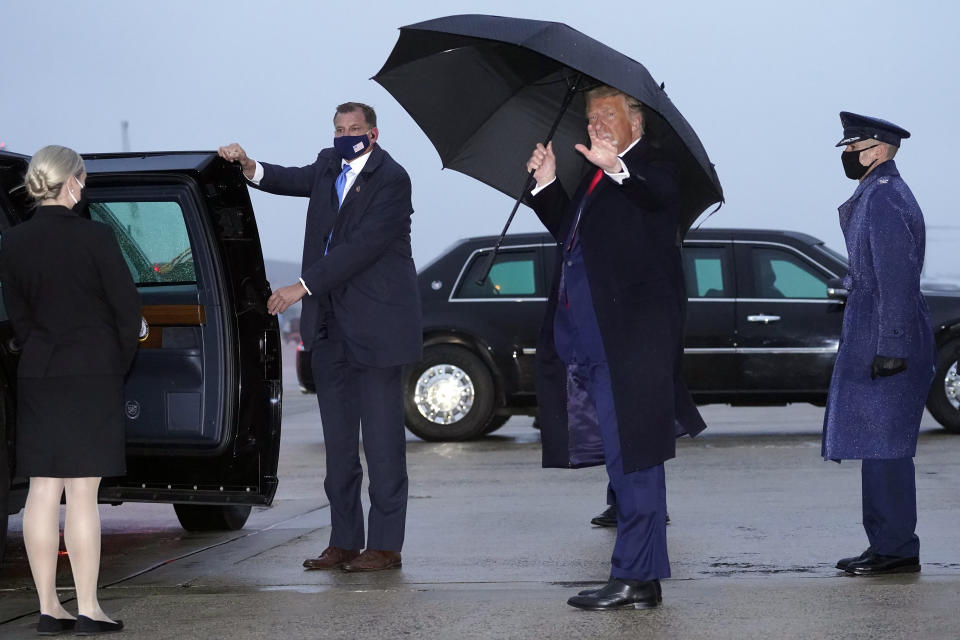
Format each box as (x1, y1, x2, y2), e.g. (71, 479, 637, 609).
(747, 314, 781, 324)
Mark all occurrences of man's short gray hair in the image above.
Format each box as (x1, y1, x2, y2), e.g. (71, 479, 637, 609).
(584, 85, 645, 117)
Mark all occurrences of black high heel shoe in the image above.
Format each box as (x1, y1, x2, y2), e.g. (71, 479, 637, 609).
(74, 616, 124, 635)
(36, 614, 76, 635)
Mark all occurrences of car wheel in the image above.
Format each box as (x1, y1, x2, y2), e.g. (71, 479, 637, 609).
(928, 338, 960, 433)
(404, 345, 495, 441)
(482, 415, 510, 435)
(173, 504, 252, 531)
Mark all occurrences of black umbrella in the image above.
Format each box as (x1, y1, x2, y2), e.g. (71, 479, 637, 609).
(374, 14, 723, 277)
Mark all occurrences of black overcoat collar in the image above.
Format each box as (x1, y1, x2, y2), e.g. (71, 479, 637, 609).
(34, 204, 78, 218)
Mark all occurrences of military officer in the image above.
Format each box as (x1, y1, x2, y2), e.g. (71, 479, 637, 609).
(824, 112, 936, 575)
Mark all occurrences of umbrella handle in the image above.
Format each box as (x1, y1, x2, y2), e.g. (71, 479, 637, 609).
(475, 73, 584, 286)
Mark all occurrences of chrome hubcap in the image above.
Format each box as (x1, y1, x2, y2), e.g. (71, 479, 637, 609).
(945, 361, 960, 411)
(414, 364, 475, 424)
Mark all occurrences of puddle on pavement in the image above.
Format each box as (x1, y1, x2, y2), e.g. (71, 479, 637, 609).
(701, 562, 820, 576)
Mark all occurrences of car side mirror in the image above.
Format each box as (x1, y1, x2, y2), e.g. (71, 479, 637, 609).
(826, 277, 848, 300)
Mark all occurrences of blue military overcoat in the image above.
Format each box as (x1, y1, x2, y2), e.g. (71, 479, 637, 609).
(822, 160, 936, 460)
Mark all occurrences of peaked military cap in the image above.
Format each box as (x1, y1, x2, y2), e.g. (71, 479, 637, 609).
(836, 111, 911, 147)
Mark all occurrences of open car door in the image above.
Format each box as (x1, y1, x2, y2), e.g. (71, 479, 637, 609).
(82, 152, 282, 530)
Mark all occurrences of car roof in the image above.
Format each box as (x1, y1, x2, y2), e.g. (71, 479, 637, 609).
(1, 149, 219, 175)
(0, 149, 30, 163)
(455, 227, 826, 248)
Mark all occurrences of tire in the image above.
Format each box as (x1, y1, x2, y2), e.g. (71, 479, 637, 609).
(928, 338, 960, 433)
(173, 504, 252, 531)
(482, 415, 510, 435)
(404, 345, 495, 441)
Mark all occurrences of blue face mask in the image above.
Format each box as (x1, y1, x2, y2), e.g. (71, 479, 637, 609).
(334, 134, 371, 161)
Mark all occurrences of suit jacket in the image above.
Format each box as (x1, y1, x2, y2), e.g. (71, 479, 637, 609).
(528, 139, 706, 472)
(256, 144, 422, 367)
(0, 205, 142, 378)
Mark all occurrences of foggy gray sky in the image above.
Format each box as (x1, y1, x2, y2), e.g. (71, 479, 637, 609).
(2, 1, 957, 279)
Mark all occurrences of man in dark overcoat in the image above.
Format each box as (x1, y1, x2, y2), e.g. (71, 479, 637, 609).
(825, 112, 936, 576)
(525, 85, 706, 610)
(218, 102, 422, 572)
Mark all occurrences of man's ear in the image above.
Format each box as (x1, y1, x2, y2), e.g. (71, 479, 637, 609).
(866, 142, 886, 161)
(631, 114, 643, 138)
(369, 127, 379, 144)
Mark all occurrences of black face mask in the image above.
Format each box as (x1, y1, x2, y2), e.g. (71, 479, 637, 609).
(841, 145, 879, 180)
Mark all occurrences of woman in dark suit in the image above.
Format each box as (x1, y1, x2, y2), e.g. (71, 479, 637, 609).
(0, 145, 141, 635)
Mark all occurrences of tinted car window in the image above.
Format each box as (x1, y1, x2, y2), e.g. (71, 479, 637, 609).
(683, 245, 732, 298)
(89, 201, 196, 286)
(455, 249, 540, 298)
(752, 247, 828, 299)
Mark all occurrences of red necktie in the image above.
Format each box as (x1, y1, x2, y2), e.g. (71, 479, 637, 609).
(567, 169, 604, 253)
(585, 168, 604, 195)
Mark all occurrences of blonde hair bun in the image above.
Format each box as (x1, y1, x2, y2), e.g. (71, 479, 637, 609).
(24, 145, 85, 203)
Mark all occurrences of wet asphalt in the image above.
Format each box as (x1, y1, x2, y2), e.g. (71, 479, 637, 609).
(1, 344, 958, 639)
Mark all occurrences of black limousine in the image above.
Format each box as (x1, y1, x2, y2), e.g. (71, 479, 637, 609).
(298, 229, 960, 442)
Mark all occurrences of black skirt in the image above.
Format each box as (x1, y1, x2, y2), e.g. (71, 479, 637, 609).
(15, 375, 126, 478)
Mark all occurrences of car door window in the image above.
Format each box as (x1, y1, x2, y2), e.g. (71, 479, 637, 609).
(683, 245, 732, 298)
(89, 201, 195, 285)
(454, 249, 541, 298)
(751, 248, 828, 299)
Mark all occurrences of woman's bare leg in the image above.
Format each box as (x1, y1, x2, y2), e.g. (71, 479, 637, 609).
(23, 477, 73, 618)
(63, 477, 114, 623)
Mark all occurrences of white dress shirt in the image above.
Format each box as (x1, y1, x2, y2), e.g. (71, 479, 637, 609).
(530, 136, 641, 197)
(249, 147, 374, 296)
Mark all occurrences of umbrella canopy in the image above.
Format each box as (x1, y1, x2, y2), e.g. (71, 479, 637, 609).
(374, 14, 723, 233)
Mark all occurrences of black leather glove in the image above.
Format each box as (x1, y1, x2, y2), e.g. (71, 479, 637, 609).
(871, 356, 907, 380)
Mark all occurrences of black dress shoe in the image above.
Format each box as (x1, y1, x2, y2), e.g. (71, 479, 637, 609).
(844, 553, 920, 576)
(567, 578, 661, 610)
(836, 548, 872, 571)
(590, 505, 617, 527)
(74, 616, 124, 636)
(36, 615, 75, 635)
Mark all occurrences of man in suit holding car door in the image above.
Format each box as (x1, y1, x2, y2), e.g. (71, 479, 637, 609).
(219, 102, 421, 572)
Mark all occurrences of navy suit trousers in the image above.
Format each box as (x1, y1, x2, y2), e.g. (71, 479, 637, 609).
(311, 338, 408, 551)
(569, 362, 671, 581)
(861, 458, 919, 557)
